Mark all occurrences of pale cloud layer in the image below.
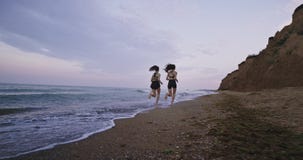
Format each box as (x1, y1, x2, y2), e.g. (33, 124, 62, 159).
(0, 0, 302, 89)
(0, 41, 145, 87)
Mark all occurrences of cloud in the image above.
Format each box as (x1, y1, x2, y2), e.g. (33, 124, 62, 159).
(1, 0, 297, 89)
(0, 0, 177, 74)
(40, 47, 50, 53)
(194, 43, 223, 56)
(0, 41, 126, 86)
(0, 41, 76, 77)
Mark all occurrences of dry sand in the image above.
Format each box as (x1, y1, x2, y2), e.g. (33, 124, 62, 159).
(5, 87, 303, 160)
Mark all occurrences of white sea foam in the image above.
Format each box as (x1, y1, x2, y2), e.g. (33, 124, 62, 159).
(0, 83, 215, 159)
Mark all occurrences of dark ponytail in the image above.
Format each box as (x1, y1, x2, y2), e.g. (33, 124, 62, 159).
(149, 65, 159, 71)
(164, 64, 176, 72)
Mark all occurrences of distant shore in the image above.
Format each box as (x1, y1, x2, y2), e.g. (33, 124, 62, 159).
(4, 87, 303, 160)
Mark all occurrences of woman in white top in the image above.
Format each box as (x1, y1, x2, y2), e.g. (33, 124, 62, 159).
(164, 64, 178, 105)
(148, 65, 162, 105)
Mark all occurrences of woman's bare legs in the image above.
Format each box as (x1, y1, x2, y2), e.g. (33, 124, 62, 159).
(148, 89, 156, 99)
(165, 88, 172, 100)
(155, 88, 161, 105)
(149, 88, 161, 105)
(171, 88, 177, 105)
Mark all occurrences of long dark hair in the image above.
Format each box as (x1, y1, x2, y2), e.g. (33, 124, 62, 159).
(149, 65, 159, 72)
(164, 64, 176, 72)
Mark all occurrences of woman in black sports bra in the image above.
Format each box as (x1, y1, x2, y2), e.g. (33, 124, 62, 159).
(164, 64, 178, 105)
(148, 65, 162, 105)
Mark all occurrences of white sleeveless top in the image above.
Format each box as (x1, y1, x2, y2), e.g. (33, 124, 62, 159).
(167, 70, 177, 80)
(151, 72, 161, 82)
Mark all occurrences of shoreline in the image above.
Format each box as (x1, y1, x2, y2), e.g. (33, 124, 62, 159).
(1, 105, 152, 159)
(3, 93, 214, 160)
(1, 93, 212, 160)
(4, 87, 303, 160)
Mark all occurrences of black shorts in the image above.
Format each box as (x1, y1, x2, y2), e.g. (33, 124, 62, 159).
(150, 81, 160, 90)
(168, 80, 177, 89)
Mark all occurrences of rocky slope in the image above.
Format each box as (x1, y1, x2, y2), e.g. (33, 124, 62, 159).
(219, 4, 303, 91)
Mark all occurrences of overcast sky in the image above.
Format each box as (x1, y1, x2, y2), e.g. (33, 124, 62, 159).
(0, 0, 302, 90)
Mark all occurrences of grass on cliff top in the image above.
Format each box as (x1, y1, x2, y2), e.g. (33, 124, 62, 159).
(207, 95, 303, 160)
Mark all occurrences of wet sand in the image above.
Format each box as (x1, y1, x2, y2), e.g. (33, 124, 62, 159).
(5, 87, 303, 160)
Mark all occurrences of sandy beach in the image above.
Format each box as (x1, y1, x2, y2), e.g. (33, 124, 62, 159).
(4, 87, 303, 160)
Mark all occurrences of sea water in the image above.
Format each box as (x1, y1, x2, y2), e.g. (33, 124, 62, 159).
(0, 83, 215, 159)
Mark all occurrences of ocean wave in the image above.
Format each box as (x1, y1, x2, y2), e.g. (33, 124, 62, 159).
(0, 107, 42, 116)
(0, 91, 86, 96)
(0, 121, 114, 160)
(135, 89, 149, 93)
(0, 86, 87, 96)
(178, 92, 190, 96)
(0, 84, 216, 159)
(0, 122, 15, 127)
(0, 93, 91, 104)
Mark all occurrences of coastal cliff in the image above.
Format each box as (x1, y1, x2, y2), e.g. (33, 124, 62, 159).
(219, 4, 303, 91)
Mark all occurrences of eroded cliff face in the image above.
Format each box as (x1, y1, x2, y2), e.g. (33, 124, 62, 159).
(219, 4, 303, 91)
